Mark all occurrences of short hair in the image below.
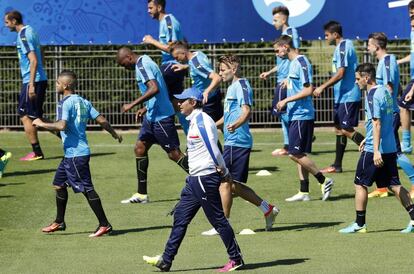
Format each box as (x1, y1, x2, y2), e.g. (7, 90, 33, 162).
(148, 0, 166, 9)
(368, 32, 387, 49)
(274, 35, 295, 49)
(356, 63, 376, 80)
(218, 54, 240, 67)
(59, 70, 78, 90)
(169, 40, 189, 52)
(411, 15, 414, 21)
(324, 20, 343, 37)
(5, 10, 23, 24)
(409, 0, 414, 10)
(272, 6, 289, 17)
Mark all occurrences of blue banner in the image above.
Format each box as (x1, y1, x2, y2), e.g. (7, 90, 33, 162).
(0, 0, 411, 45)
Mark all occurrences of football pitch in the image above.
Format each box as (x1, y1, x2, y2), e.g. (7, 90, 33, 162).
(0, 129, 413, 273)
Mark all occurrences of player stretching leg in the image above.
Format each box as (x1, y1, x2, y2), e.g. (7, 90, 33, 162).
(202, 55, 280, 236)
(275, 35, 334, 202)
(314, 21, 365, 174)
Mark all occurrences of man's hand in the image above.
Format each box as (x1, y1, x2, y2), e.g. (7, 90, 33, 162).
(142, 35, 156, 45)
(28, 83, 36, 100)
(171, 63, 188, 72)
(405, 90, 414, 102)
(358, 138, 366, 152)
(202, 91, 209, 104)
(373, 151, 384, 167)
(122, 103, 134, 113)
(135, 107, 147, 123)
(280, 79, 288, 89)
(313, 86, 324, 97)
(276, 99, 287, 112)
(226, 123, 236, 133)
(259, 71, 270, 80)
(32, 118, 43, 128)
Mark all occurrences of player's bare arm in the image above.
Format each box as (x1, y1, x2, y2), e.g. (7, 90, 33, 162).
(32, 118, 67, 131)
(122, 80, 159, 112)
(95, 115, 122, 143)
(227, 105, 251, 133)
(27, 51, 38, 100)
(314, 67, 345, 97)
(202, 72, 222, 104)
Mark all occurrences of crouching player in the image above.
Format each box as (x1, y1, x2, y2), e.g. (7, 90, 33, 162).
(339, 63, 414, 233)
(143, 87, 243, 272)
(33, 70, 123, 237)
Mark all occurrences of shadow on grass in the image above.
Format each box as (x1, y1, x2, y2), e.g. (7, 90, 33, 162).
(51, 225, 172, 236)
(3, 169, 56, 177)
(372, 228, 403, 233)
(311, 149, 359, 155)
(0, 195, 14, 199)
(251, 149, 262, 153)
(328, 194, 355, 201)
(171, 258, 309, 272)
(44, 152, 116, 161)
(0, 182, 25, 187)
(249, 166, 279, 172)
(151, 198, 180, 203)
(255, 221, 343, 232)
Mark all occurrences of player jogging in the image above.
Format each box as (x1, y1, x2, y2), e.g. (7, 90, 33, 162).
(339, 63, 414, 234)
(116, 47, 189, 204)
(33, 70, 122, 237)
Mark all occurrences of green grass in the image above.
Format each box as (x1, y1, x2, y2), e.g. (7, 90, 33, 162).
(1, 129, 414, 273)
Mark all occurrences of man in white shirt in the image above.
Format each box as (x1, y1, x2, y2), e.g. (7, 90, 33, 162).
(143, 87, 244, 272)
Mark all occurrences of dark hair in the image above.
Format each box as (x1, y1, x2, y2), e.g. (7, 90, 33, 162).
(409, 0, 414, 10)
(169, 40, 190, 52)
(411, 15, 414, 21)
(218, 54, 240, 67)
(194, 101, 203, 109)
(274, 35, 295, 49)
(5, 10, 23, 24)
(59, 70, 78, 90)
(324, 20, 343, 37)
(368, 32, 387, 49)
(148, 0, 166, 9)
(272, 6, 289, 17)
(356, 63, 376, 80)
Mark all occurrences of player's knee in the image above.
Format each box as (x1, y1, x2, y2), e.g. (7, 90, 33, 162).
(53, 185, 65, 190)
(390, 185, 401, 194)
(168, 149, 182, 161)
(134, 144, 146, 156)
(84, 190, 100, 201)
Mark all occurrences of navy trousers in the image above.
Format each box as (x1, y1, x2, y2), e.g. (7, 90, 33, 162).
(162, 173, 242, 264)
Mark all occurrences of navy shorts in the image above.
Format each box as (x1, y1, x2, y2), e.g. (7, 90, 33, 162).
(398, 80, 414, 109)
(288, 120, 314, 155)
(223, 146, 251, 183)
(333, 102, 360, 129)
(138, 115, 180, 153)
(393, 112, 402, 153)
(271, 83, 287, 116)
(203, 90, 224, 122)
(160, 62, 186, 98)
(53, 155, 94, 193)
(354, 151, 400, 188)
(17, 80, 47, 119)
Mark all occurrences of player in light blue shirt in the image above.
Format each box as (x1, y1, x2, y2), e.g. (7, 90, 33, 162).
(199, 55, 279, 236)
(32, 70, 122, 237)
(314, 21, 365, 174)
(397, 8, 414, 156)
(367, 32, 414, 197)
(339, 63, 414, 234)
(170, 41, 224, 122)
(275, 35, 334, 203)
(116, 47, 189, 204)
(143, 0, 189, 134)
(259, 6, 300, 156)
(4, 10, 51, 161)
